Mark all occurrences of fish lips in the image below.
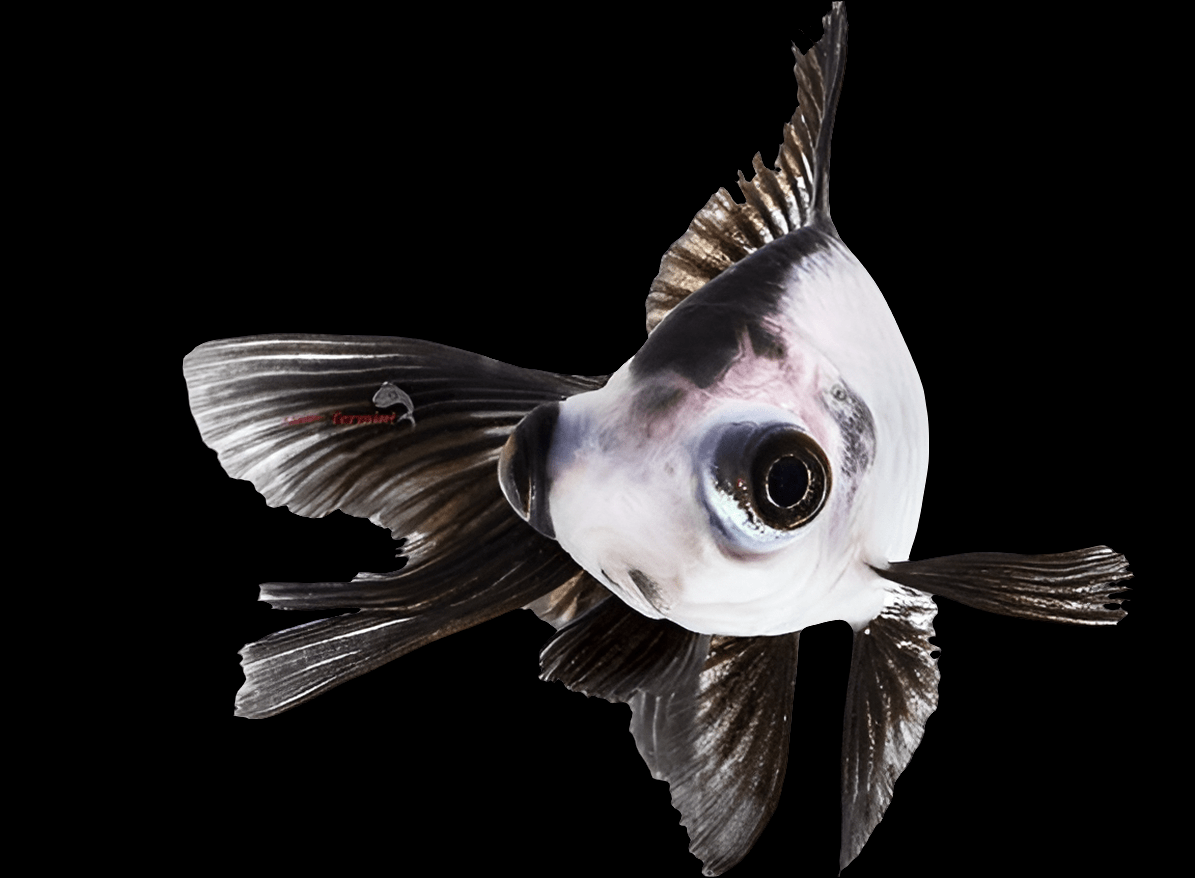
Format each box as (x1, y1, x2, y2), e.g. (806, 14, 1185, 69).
(498, 400, 562, 540)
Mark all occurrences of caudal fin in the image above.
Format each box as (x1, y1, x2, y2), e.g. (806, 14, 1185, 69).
(184, 333, 606, 716)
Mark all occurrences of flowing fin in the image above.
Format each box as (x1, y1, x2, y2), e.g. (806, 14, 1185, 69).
(872, 546, 1132, 625)
(184, 334, 604, 715)
(840, 585, 939, 871)
(539, 592, 710, 702)
(536, 596, 800, 875)
(238, 529, 582, 717)
(630, 634, 801, 876)
(842, 547, 1133, 864)
(184, 334, 604, 573)
(239, 488, 585, 717)
(523, 570, 612, 630)
(644, 1, 847, 332)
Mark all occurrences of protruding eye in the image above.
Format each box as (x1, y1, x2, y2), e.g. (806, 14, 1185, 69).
(701, 421, 831, 551)
(749, 428, 829, 530)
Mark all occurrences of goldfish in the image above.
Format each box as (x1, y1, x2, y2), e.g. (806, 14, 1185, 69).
(184, 4, 1136, 874)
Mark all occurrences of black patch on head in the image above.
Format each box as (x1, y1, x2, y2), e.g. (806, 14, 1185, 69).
(634, 383, 685, 418)
(822, 383, 875, 492)
(748, 323, 786, 361)
(632, 228, 832, 388)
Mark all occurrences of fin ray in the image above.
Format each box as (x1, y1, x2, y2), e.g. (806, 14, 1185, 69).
(629, 633, 801, 876)
(184, 333, 604, 714)
(873, 547, 1132, 625)
(183, 333, 605, 573)
(523, 571, 612, 630)
(538, 589, 709, 702)
(237, 538, 582, 717)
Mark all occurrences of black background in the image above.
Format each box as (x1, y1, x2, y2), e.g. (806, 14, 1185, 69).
(170, 4, 1149, 875)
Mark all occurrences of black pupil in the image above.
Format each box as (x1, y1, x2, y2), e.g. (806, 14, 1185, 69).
(767, 456, 809, 507)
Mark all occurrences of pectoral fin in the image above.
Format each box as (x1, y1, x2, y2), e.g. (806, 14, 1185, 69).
(840, 585, 940, 871)
(872, 546, 1131, 625)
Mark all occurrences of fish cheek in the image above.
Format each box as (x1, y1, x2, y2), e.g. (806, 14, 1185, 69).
(498, 401, 562, 540)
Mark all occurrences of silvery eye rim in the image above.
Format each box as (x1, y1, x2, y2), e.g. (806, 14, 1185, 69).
(698, 420, 832, 554)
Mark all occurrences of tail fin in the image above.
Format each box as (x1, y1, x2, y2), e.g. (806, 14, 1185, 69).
(184, 333, 605, 716)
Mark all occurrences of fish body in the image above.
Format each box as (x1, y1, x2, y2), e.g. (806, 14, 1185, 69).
(184, 4, 1137, 876)
(527, 227, 927, 636)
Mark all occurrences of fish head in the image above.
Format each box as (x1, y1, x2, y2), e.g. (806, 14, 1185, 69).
(500, 228, 929, 636)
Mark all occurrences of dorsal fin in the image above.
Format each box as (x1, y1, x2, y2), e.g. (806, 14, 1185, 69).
(645, 1, 848, 333)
